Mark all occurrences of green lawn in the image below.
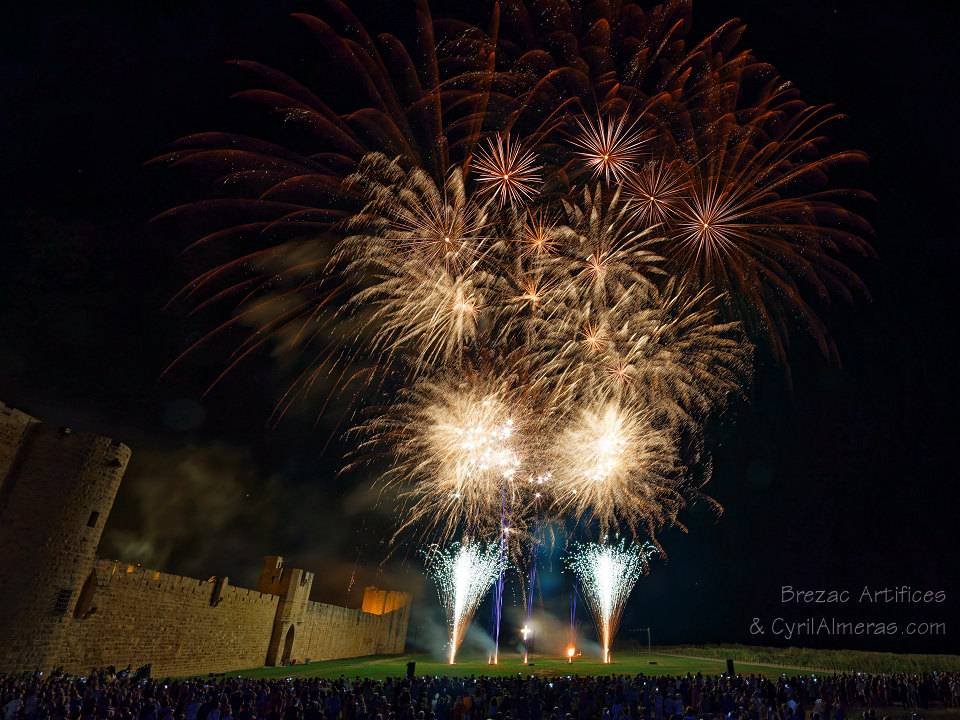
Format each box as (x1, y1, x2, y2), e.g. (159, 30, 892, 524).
(221, 645, 960, 682)
(656, 645, 960, 675)
(230, 652, 815, 681)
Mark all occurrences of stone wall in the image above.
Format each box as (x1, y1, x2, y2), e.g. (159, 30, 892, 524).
(60, 559, 281, 677)
(362, 587, 410, 617)
(0, 402, 411, 677)
(0, 405, 130, 674)
(54, 560, 410, 677)
(254, 557, 411, 669)
(297, 593, 411, 662)
(0, 402, 37, 483)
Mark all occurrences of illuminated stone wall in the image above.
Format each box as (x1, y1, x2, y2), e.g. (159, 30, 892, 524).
(0, 403, 130, 674)
(0, 402, 410, 677)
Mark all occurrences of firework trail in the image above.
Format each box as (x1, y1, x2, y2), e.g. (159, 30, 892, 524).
(566, 539, 657, 663)
(489, 490, 507, 664)
(522, 487, 546, 664)
(160, 0, 871, 562)
(427, 541, 507, 664)
(569, 574, 579, 660)
(350, 368, 531, 541)
(547, 398, 685, 539)
(471, 134, 543, 208)
(162, 0, 870, 405)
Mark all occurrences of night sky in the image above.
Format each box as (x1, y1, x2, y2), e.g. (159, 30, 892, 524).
(1, 0, 958, 656)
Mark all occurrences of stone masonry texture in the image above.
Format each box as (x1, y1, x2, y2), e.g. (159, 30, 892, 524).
(0, 402, 411, 677)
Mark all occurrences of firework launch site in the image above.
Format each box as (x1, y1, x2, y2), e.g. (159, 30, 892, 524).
(226, 651, 851, 680)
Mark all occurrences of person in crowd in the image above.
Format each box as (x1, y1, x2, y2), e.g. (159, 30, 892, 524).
(0, 668, 955, 720)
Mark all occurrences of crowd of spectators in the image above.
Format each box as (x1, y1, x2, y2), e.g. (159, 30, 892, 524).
(3, 665, 959, 720)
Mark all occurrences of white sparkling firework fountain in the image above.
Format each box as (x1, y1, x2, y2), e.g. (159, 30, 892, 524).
(427, 541, 507, 664)
(566, 539, 657, 663)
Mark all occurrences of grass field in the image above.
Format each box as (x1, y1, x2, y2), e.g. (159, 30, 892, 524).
(229, 652, 833, 681)
(653, 645, 960, 675)
(226, 645, 960, 681)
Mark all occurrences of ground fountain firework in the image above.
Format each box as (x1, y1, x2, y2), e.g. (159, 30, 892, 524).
(567, 540, 657, 663)
(427, 541, 507, 664)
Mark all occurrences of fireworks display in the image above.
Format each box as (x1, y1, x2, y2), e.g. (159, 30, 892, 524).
(350, 365, 540, 543)
(567, 540, 658, 663)
(571, 114, 649, 184)
(550, 400, 682, 538)
(427, 541, 507, 664)
(471, 134, 543, 208)
(161, 0, 872, 660)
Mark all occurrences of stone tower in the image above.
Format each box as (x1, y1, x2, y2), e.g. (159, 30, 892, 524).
(258, 556, 316, 666)
(0, 402, 131, 674)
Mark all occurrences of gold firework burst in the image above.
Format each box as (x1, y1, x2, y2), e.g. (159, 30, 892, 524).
(471, 134, 543, 207)
(548, 398, 683, 537)
(571, 114, 648, 183)
(624, 159, 689, 229)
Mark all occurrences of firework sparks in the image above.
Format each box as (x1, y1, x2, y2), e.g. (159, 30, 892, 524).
(347, 265, 486, 372)
(163, 0, 870, 566)
(164, 0, 870, 420)
(624, 160, 688, 229)
(566, 539, 657, 663)
(352, 367, 543, 543)
(659, 96, 873, 363)
(531, 277, 751, 431)
(542, 184, 662, 308)
(517, 210, 559, 256)
(328, 154, 500, 375)
(548, 399, 683, 537)
(472, 134, 543, 207)
(455, 406, 519, 484)
(339, 154, 491, 276)
(427, 541, 507, 664)
(571, 114, 648, 183)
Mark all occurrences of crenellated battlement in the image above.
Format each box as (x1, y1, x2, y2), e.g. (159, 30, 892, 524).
(94, 559, 280, 606)
(0, 402, 410, 677)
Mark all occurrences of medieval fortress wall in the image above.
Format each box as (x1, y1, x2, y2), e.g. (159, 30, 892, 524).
(0, 401, 411, 677)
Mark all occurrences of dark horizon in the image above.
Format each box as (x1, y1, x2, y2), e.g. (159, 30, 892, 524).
(1, 0, 957, 656)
